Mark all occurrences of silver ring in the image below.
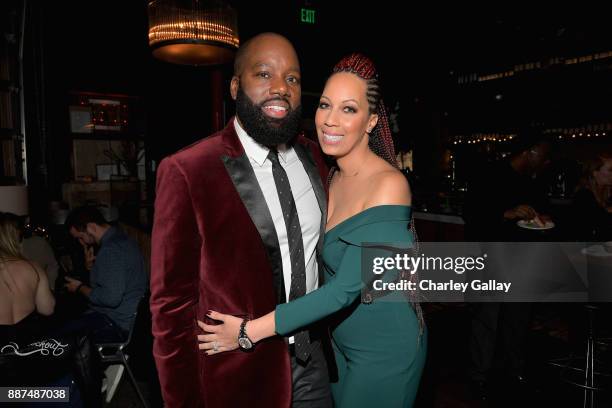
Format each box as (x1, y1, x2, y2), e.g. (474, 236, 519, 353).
(212, 341, 219, 352)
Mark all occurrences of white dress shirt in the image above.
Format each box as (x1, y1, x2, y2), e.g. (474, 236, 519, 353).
(235, 119, 321, 326)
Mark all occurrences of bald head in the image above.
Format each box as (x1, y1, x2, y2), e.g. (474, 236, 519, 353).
(233, 33, 299, 77)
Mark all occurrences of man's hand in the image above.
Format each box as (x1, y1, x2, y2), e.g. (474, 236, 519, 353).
(83, 245, 95, 271)
(504, 205, 538, 221)
(539, 214, 553, 223)
(64, 276, 83, 293)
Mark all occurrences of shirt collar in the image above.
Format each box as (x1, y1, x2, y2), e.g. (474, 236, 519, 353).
(234, 118, 290, 166)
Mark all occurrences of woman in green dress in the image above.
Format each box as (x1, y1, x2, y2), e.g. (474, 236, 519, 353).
(197, 53, 426, 408)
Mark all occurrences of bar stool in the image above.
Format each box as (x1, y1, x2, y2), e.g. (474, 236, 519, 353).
(548, 305, 612, 407)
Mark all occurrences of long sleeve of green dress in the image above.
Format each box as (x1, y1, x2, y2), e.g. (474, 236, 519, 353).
(275, 210, 413, 336)
(275, 244, 362, 335)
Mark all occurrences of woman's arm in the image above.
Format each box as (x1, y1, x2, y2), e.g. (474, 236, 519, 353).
(34, 263, 55, 316)
(197, 171, 413, 353)
(274, 245, 361, 335)
(245, 311, 275, 343)
(197, 244, 362, 354)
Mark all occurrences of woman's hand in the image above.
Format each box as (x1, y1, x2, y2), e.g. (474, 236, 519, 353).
(197, 311, 242, 355)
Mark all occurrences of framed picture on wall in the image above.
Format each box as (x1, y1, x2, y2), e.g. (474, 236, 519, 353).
(96, 164, 115, 181)
(69, 106, 93, 133)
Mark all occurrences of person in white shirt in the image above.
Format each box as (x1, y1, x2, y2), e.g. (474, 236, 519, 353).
(151, 32, 332, 408)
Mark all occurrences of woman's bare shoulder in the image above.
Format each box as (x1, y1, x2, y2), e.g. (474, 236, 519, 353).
(364, 166, 412, 208)
(1, 259, 42, 279)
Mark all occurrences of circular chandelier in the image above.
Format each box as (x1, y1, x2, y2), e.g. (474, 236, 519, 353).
(148, 0, 239, 66)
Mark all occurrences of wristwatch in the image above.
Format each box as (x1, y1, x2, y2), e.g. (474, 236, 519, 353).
(237, 318, 254, 351)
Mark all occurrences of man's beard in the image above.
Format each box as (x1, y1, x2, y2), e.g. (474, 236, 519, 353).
(235, 87, 302, 147)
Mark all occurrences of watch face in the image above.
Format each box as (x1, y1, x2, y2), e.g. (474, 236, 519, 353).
(238, 337, 253, 350)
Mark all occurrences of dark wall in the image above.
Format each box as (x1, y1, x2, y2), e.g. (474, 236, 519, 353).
(19, 1, 612, 220)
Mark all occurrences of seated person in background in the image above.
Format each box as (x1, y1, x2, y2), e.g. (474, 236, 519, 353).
(0, 211, 55, 337)
(62, 206, 147, 343)
(572, 152, 612, 242)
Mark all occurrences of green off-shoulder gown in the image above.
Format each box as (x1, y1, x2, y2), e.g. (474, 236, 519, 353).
(276, 205, 427, 408)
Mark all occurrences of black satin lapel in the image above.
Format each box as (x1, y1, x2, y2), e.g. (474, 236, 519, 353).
(222, 154, 286, 304)
(293, 144, 328, 285)
(293, 144, 327, 227)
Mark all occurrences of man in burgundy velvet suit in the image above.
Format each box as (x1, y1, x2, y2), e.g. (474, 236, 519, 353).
(150, 33, 332, 407)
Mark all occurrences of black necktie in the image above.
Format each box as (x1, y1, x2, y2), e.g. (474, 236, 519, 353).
(268, 149, 311, 362)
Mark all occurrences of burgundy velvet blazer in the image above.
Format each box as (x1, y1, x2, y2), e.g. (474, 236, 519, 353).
(150, 119, 329, 408)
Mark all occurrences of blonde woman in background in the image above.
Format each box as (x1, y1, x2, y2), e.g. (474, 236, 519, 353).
(0, 212, 55, 329)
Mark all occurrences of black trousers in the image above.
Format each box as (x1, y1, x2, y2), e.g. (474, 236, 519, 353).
(469, 302, 532, 381)
(290, 340, 333, 408)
